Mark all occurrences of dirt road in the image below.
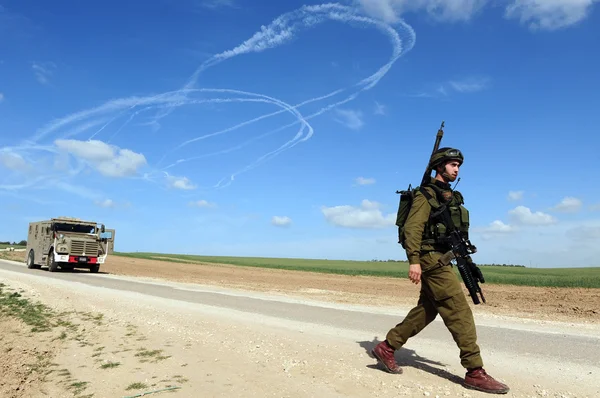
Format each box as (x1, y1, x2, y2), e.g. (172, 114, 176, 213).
(1, 256, 599, 397)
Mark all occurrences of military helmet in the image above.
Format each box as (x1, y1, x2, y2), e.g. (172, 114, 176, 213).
(429, 147, 463, 169)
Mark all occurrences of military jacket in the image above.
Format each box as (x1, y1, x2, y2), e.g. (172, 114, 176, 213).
(404, 177, 470, 264)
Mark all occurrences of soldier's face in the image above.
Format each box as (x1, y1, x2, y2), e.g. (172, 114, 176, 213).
(443, 161, 461, 182)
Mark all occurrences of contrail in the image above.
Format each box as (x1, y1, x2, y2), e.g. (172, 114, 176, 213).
(105, 94, 313, 150)
(2, 2, 417, 195)
(150, 3, 413, 136)
(158, 3, 415, 184)
(154, 88, 315, 167)
(29, 90, 183, 143)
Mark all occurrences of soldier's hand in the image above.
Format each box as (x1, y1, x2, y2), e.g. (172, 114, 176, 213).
(408, 263, 421, 284)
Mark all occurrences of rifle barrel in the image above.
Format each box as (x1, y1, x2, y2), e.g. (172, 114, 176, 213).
(420, 121, 445, 187)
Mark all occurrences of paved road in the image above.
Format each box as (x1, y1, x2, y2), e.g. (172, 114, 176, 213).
(2, 258, 599, 371)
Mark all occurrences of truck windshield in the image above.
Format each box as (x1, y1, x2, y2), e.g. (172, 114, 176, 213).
(54, 223, 96, 234)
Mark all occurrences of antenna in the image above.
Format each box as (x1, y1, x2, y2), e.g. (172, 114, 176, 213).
(452, 177, 461, 191)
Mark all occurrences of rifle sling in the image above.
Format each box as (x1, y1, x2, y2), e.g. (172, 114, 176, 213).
(419, 186, 456, 234)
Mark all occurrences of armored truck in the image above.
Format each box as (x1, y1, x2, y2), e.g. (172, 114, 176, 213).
(25, 216, 115, 273)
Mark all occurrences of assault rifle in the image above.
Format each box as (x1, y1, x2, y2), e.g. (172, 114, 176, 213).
(445, 229, 486, 305)
(395, 120, 444, 196)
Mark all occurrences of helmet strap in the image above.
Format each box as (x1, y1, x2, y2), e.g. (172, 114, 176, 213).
(435, 163, 451, 183)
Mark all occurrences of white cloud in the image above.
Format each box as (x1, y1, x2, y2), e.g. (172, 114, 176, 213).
(374, 101, 386, 115)
(589, 203, 600, 211)
(356, 0, 598, 30)
(508, 205, 557, 225)
(95, 199, 116, 208)
(355, 176, 376, 185)
(505, 0, 599, 30)
(189, 199, 216, 208)
(474, 218, 600, 267)
(411, 76, 491, 99)
(0, 92, 4, 102)
(355, 0, 488, 23)
(474, 220, 518, 240)
(447, 76, 490, 93)
(166, 174, 196, 190)
(321, 199, 395, 229)
(271, 216, 292, 227)
(32, 62, 56, 85)
(200, 0, 238, 9)
(334, 108, 364, 130)
(54, 139, 147, 178)
(482, 220, 516, 233)
(507, 190, 524, 201)
(551, 196, 583, 213)
(0, 150, 31, 172)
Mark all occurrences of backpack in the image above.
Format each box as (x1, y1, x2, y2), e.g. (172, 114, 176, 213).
(395, 184, 419, 249)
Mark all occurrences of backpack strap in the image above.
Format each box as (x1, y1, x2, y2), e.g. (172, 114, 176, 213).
(420, 185, 460, 236)
(419, 186, 447, 219)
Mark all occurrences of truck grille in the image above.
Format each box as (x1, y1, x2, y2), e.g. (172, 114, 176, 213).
(71, 240, 98, 256)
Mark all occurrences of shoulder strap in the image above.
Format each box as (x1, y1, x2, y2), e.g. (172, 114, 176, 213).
(419, 186, 446, 219)
(420, 185, 460, 234)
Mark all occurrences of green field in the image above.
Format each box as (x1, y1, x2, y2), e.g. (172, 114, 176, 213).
(0, 244, 26, 249)
(114, 252, 600, 289)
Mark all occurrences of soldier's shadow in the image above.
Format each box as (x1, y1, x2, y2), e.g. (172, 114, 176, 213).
(358, 337, 464, 386)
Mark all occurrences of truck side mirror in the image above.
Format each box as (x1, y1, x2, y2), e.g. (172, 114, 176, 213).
(101, 224, 105, 233)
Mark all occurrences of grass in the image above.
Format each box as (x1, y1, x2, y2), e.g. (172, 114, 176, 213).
(0, 243, 26, 249)
(1, 282, 175, 397)
(0, 282, 54, 332)
(114, 252, 600, 289)
(126, 382, 148, 391)
(116, 252, 413, 277)
(473, 264, 600, 288)
(135, 348, 171, 363)
(100, 361, 121, 369)
(0, 282, 94, 397)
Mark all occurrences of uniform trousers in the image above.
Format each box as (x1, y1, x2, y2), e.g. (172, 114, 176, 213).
(385, 250, 484, 370)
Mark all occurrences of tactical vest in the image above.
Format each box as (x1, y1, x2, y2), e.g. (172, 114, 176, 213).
(419, 184, 470, 250)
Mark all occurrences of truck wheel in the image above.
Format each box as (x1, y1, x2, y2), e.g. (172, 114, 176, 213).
(48, 251, 59, 272)
(90, 264, 99, 273)
(27, 250, 37, 269)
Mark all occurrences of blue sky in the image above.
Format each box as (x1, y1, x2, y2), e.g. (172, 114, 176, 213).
(1, 0, 599, 268)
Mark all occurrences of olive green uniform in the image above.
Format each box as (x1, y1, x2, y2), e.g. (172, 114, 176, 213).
(386, 177, 484, 370)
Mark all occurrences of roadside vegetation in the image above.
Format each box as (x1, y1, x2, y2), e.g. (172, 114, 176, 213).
(1, 282, 186, 396)
(0, 282, 92, 397)
(0, 282, 55, 332)
(0, 241, 26, 249)
(115, 252, 600, 289)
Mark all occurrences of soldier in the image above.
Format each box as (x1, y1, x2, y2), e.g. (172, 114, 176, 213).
(372, 147, 510, 394)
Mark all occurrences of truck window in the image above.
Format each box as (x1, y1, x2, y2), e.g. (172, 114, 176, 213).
(54, 223, 96, 234)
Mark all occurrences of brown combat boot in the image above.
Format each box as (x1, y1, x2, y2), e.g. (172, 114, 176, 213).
(464, 368, 510, 394)
(371, 340, 402, 374)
